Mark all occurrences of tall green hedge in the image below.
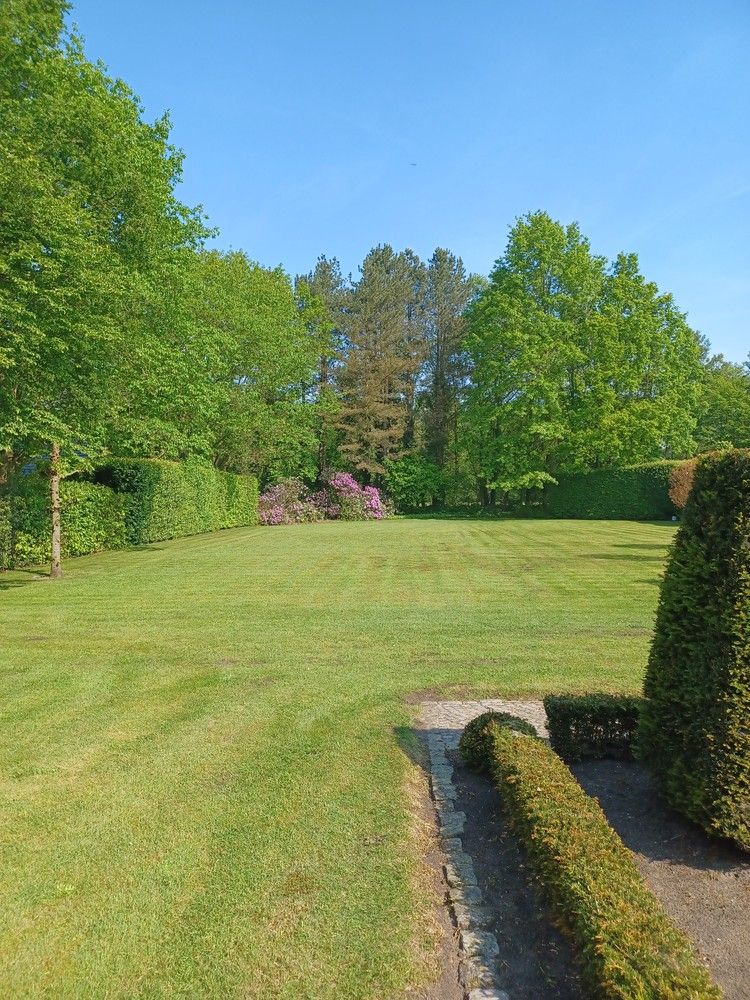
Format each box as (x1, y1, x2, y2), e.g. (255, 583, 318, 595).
(638, 449, 750, 850)
(1, 459, 258, 569)
(95, 458, 259, 544)
(0, 499, 12, 570)
(536, 461, 679, 520)
(4, 479, 127, 568)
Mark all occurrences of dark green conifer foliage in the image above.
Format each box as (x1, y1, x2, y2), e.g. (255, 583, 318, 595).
(639, 450, 750, 850)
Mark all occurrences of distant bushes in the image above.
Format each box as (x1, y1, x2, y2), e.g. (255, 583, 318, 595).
(477, 720, 721, 999)
(639, 449, 750, 850)
(384, 456, 443, 510)
(258, 473, 390, 525)
(96, 458, 258, 544)
(535, 462, 679, 520)
(1, 459, 258, 569)
(543, 693, 643, 763)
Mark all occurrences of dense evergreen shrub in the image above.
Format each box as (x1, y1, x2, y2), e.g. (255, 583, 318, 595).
(96, 458, 258, 543)
(668, 458, 698, 510)
(668, 449, 731, 510)
(5, 479, 127, 567)
(458, 710, 537, 772)
(639, 449, 750, 850)
(544, 693, 643, 762)
(487, 724, 721, 999)
(536, 461, 679, 519)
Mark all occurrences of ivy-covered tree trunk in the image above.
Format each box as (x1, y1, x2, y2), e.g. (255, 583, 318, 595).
(49, 441, 62, 579)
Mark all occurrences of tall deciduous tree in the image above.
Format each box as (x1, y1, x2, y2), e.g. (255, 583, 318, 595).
(693, 355, 750, 451)
(464, 212, 703, 501)
(0, 3, 207, 574)
(192, 252, 318, 484)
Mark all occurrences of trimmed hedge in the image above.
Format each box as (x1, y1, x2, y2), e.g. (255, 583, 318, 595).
(3, 479, 128, 568)
(536, 461, 679, 520)
(1, 459, 259, 568)
(95, 458, 259, 544)
(0, 498, 11, 570)
(544, 693, 643, 763)
(639, 449, 750, 850)
(458, 710, 537, 772)
(485, 723, 721, 999)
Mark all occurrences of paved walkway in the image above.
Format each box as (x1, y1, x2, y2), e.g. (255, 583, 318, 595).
(418, 700, 548, 1000)
(419, 699, 548, 745)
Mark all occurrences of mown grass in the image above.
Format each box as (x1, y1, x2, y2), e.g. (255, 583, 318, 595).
(0, 518, 673, 998)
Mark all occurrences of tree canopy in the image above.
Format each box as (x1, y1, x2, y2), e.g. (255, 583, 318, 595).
(0, 3, 737, 569)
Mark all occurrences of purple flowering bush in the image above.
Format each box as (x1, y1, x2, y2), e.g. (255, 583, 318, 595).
(258, 479, 323, 526)
(258, 473, 391, 525)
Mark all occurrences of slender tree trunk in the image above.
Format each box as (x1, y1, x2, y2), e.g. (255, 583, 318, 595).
(50, 441, 62, 579)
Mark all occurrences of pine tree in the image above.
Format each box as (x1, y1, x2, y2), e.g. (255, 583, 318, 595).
(336, 246, 425, 478)
(295, 256, 349, 480)
(420, 249, 475, 477)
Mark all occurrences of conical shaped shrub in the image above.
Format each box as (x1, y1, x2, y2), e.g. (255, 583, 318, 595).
(639, 449, 750, 850)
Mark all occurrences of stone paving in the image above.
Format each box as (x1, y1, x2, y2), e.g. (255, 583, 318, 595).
(418, 700, 548, 1000)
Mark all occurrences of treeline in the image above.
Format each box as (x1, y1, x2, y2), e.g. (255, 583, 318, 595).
(2, 1, 749, 571)
(298, 215, 749, 509)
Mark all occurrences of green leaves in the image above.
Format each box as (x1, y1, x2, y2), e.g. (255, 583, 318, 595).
(464, 212, 703, 498)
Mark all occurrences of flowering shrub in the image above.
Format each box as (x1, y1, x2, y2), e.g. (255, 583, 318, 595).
(258, 479, 323, 526)
(258, 473, 391, 525)
(327, 472, 389, 521)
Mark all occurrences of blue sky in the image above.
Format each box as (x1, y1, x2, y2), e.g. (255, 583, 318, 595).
(68, 1, 749, 362)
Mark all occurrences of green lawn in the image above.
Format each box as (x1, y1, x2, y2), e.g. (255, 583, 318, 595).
(0, 518, 673, 999)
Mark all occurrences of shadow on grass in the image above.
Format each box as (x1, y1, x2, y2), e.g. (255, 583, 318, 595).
(0, 569, 48, 591)
(613, 542, 671, 550)
(584, 552, 665, 562)
(0, 544, 168, 593)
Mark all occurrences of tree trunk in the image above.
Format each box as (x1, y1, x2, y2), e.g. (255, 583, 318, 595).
(478, 481, 495, 508)
(49, 441, 62, 579)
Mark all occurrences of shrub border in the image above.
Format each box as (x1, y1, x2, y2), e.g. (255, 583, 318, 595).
(543, 693, 643, 763)
(484, 722, 721, 999)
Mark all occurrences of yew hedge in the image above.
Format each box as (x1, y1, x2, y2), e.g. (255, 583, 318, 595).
(476, 721, 721, 998)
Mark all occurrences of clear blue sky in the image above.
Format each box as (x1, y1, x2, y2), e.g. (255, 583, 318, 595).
(68, 0, 749, 362)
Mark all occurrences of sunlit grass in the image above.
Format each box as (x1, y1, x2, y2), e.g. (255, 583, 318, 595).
(0, 517, 673, 998)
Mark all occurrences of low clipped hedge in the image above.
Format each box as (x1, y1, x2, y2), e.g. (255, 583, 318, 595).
(536, 461, 679, 520)
(458, 710, 537, 772)
(484, 723, 721, 999)
(4, 479, 127, 567)
(95, 458, 259, 544)
(544, 693, 643, 763)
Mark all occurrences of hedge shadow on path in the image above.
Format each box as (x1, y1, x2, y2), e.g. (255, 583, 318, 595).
(573, 759, 750, 1000)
